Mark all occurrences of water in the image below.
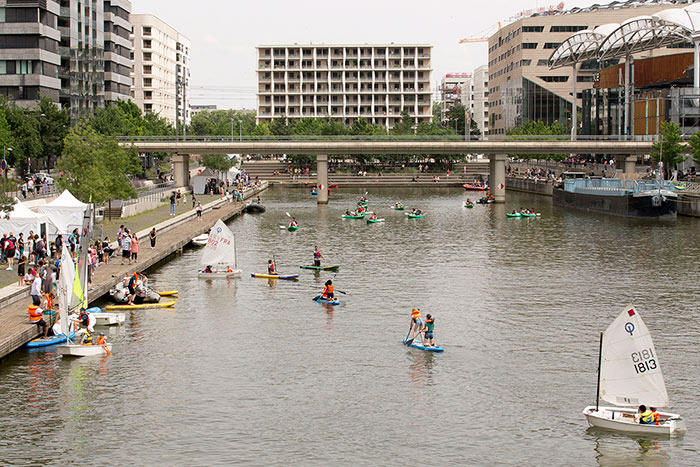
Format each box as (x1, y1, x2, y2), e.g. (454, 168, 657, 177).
(1, 187, 699, 466)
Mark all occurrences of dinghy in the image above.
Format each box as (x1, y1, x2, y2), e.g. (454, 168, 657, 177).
(197, 219, 242, 279)
(192, 233, 209, 246)
(86, 306, 125, 326)
(582, 306, 686, 435)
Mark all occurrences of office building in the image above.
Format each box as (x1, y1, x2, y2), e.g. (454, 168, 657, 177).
(131, 14, 190, 126)
(440, 72, 470, 121)
(487, 0, 691, 135)
(256, 44, 432, 129)
(460, 65, 489, 136)
(0, 0, 61, 106)
(191, 104, 216, 116)
(104, 0, 132, 103)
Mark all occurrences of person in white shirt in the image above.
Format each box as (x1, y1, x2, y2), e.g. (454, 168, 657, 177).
(30, 271, 42, 306)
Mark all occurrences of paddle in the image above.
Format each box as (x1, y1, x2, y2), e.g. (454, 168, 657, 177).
(102, 344, 111, 356)
(404, 323, 414, 346)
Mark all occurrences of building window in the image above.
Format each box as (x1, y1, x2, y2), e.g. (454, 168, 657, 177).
(144, 78, 152, 87)
(143, 52, 151, 61)
(550, 25, 587, 33)
(521, 59, 531, 66)
(522, 26, 544, 32)
(538, 76, 568, 82)
(143, 26, 151, 36)
(576, 75, 594, 82)
(143, 40, 151, 48)
(537, 59, 549, 66)
(522, 43, 537, 49)
(543, 43, 561, 49)
(143, 65, 152, 74)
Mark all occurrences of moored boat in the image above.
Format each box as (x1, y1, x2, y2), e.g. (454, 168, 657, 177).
(105, 300, 176, 311)
(192, 233, 209, 246)
(582, 305, 686, 436)
(300, 265, 340, 272)
(463, 183, 487, 191)
(26, 332, 76, 348)
(87, 307, 126, 326)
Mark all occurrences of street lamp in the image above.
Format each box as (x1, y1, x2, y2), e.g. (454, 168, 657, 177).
(2, 146, 12, 196)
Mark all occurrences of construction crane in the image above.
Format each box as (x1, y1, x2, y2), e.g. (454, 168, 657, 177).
(459, 22, 501, 44)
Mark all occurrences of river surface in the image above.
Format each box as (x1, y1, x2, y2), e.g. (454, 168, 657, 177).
(1, 186, 699, 466)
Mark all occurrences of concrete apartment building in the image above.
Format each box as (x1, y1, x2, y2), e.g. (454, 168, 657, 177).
(440, 72, 471, 121)
(131, 14, 190, 126)
(104, 0, 132, 103)
(256, 44, 433, 129)
(460, 65, 489, 137)
(487, 0, 692, 136)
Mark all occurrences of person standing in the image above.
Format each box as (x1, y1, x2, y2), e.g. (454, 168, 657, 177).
(54, 235, 63, 260)
(149, 228, 157, 249)
(17, 254, 26, 286)
(169, 192, 176, 216)
(196, 202, 203, 220)
(30, 269, 42, 306)
(130, 235, 139, 263)
(408, 308, 426, 346)
(191, 195, 196, 209)
(4, 233, 15, 270)
(313, 246, 323, 267)
(120, 231, 131, 265)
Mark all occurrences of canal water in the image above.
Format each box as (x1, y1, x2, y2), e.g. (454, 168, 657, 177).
(1, 186, 699, 466)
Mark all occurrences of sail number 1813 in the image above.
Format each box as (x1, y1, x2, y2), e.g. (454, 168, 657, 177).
(631, 348, 657, 374)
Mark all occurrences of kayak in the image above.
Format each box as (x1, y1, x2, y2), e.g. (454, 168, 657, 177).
(463, 184, 487, 191)
(464, 204, 474, 208)
(520, 213, 537, 218)
(358, 201, 368, 206)
(251, 273, 300, 280)
(366, 218, 384, 224)
(406, 213, 424, 218)
(156, 290, 178, 297)
(313, 295, 340, 306)
(392, 206, 405, 210)
(402, 338, 444, 352)
(310, 191, 318, 195)
(342, 214, 366, 219)
(26, 332, 76, 348)
(506, 213, 521, 218)
(105, 300, 177, 310)
(287, 226, 299, 231)
(300, 265, 340, 272)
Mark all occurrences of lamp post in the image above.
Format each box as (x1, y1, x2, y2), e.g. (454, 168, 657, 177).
(2, 146, 12, 196)
(231, 118, 235, 141)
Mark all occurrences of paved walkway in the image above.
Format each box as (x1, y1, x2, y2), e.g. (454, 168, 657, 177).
(0, 183, 268, 361)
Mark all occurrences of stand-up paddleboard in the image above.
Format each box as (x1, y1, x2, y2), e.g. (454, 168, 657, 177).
(105, 300, 176, 310)
(300, 265, 340, 272)
(313, 295, 340, 306)
(251, 273, 299, 280)
(402, 338, 444, 352)
(156, 290, 178, 296)
(26, 332, 76, 348)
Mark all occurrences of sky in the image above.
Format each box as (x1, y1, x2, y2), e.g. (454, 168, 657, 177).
(133, 0, 595, 110)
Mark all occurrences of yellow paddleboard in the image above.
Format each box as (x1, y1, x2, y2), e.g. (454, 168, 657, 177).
(157, 290, 179, 296)
(105, 300, 177, 310)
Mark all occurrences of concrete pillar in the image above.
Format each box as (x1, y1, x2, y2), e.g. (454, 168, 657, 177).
(172, 154, 190, 188)
(624, 155, 637, 175)
(571, 63, 577, 141)
(489, 154, 506, 204)
(317, 154, 329, 205)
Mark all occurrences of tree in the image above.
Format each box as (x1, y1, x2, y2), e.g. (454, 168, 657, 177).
(447, 103, 480, 137)
(201, 154, 233, 172)
(687, 128, 700, 168)
(506, 120, 567, 161)
(391, 110, 414, 135)
(57, 122, 139, 203)
(0, 108, 15, 209)
(37, 96, 68, 169)
(3, 102, 41, 174)
(652, 121, 685, 179)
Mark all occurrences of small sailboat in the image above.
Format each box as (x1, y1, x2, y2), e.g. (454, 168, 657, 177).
(192, 233, 209, 246)
(582, 306, 686, 435)
(198, 219, 242, 279)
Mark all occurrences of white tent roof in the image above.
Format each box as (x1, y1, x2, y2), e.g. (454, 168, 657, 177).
(7, 198, 45, 220)
(0, 198, 51, 239)
(45, 190, 87, 208)
(37, 190, 87, 236)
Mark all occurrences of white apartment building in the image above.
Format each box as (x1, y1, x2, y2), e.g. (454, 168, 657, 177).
(131, 14, 191, 126)
(256, 44, 432, 129)
(460, 65, 489, 136)
(440, 73, 471, 121)
(104, 0, 133, 103)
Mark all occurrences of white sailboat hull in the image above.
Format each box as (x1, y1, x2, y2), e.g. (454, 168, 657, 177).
(90, 312, 125, 326)
(192, 234, 209, 246)
(583, 406, 686, 435)
(198, 269, 242, 279)
(57, 343, 113, 357)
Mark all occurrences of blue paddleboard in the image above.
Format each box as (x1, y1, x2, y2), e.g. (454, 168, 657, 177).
(313, 295, 340, 306)
(402, 338, 444, 352)
(26, 332, 76, 348)
(86, 306, 102, 314)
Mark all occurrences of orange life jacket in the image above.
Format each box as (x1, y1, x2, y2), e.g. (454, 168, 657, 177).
(95, 335, 106, 345)
(411, 309, 421, 320)
(323, 284, 334, 296)
(28, 305, 42, 322)
(44, 294, 54, 311)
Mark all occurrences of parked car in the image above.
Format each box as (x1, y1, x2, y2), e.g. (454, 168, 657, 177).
(32, 173, 55, 184)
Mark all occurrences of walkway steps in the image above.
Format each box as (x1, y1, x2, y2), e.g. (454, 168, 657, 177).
(0, 183, 268, 362)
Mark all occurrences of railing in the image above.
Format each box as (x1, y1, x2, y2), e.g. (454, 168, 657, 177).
(564, 178, 677, 194)
(122, 181, 176, 207)
(4, 183, 58, 200)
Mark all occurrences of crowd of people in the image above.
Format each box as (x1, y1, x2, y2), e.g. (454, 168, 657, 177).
(17, 175, 55, 199)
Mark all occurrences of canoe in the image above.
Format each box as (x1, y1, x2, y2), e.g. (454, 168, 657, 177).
(342, 214, 366, 219)
(287, 226, 299, 232)
(105, 300, 177, 311)
(402, 338, 444, 352)
(313, 295, 340, 306)
(406, 213, 424, 218)
(300, 265, 340, 272)
(58, 343, 113, 357)
(464, 204, 474, 208)
(251, 273, 300, 280)
(463, 184, 487, 191)
(198, 269, 242, 279)
(366, 218, 384, 224)
(26, 332, 76, 348)
(392, 206, 405, 210)
(520, 213, 537, 218)
(157, 290, 178, 296)
(506, 213, 521, 218)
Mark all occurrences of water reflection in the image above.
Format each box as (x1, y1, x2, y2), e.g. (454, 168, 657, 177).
(592, 433, 672, 466)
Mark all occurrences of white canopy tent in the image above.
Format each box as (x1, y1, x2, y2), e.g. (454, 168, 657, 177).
(38, 190, 87, 237)
(0, 198, 52, 239)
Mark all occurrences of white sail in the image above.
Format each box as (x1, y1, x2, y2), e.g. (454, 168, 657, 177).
(57, 244, 74, 337)
(199, 219, 236, 267)
(600, 306, 670, 408)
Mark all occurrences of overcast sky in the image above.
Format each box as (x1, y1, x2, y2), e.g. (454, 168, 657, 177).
(133, 0, 594, 110)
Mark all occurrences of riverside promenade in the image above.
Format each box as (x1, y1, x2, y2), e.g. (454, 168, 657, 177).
(0, 183, 268, 361)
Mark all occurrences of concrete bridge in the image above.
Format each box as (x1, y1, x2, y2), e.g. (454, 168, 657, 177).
(120, 140, 654, 203)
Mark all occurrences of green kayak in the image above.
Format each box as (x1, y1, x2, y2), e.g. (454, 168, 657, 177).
(342, 214, 366, 219)
(464, 204, 474, 208)
(406, 214, 424, 218)
(506, 213, 521, 218)
(300, 265, 340, 272)
(287, 225, 299, 231)
(366, 218, 384, 224)
(358, 201, 368, 206)
(392, 206, 405, 211)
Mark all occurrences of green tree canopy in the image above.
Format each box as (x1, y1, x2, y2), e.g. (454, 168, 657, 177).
(690, 129, 700, 167)
(506, 120, 567, 161)
(38, 96, 68, 169)
(652, 121, 686, 179)
(447, 103, 481, 137)
(201, 154, 233, 172)
(57, 122, 139, 203)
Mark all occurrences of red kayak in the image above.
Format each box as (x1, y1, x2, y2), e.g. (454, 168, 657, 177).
(463, 184, 487, 191)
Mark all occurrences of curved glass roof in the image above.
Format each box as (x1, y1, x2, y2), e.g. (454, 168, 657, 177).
(548, 24, 619, 68)
(597, 15, 691, 60)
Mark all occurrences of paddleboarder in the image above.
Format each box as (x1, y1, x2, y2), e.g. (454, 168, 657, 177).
(409, 308, 426, 346)
(267, 259, 278, 275)
(424, 314, 436, 347)
(322, 280, 334, 300)
(313, 246, 323, 267)
(289, 217, 298, 228)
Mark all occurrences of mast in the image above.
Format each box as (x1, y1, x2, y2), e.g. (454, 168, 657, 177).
(596, 332, 603, 411)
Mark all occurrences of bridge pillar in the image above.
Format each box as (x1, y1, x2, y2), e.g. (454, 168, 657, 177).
(623, 155, 637, 175)
(172, 154, 190, 188)
(317, 154, 329, 204)
(489, 154, 506, 203)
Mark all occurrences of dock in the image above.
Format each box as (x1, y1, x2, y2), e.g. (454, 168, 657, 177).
(0, 183, 268, 362)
